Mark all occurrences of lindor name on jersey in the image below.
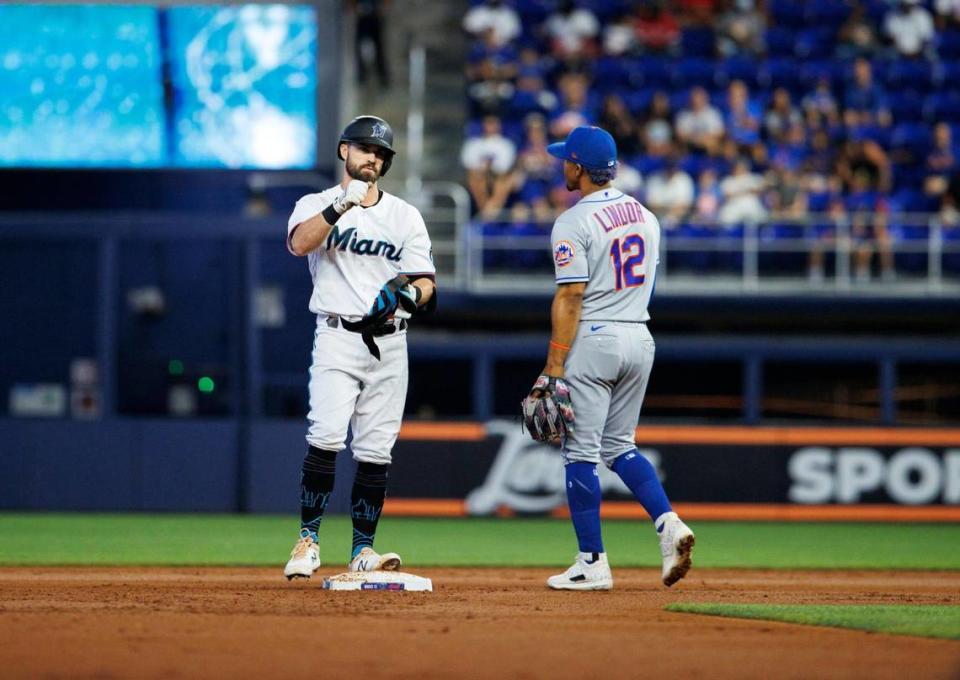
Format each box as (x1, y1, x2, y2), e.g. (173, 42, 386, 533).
(326, 224, 403, 262)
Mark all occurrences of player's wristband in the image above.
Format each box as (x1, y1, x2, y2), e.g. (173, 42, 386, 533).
(549, 340, 571, 351)
(322, 204, 341, 225)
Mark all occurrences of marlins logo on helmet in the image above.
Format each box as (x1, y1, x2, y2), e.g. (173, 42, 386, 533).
(371, 122, 388, 139)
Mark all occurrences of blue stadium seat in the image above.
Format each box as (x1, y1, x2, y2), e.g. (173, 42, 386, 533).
(760, 58, 801, 94)
(627, 57, 672, 89)
(798, 60, 844, 94)
(889, 90, 927, 123)
(769, 0, 805, 26)
(764, 27, 795, 58)
(936, 30, 960, 58)
(680, 27, 716, 58)
(941, 61, 960, 89)
(891, 122, 932, 155)
(889, 222, 930, 274)
(890, 188, 936, 214)
(671, 58, 717, 89)
(592, 57, 629, 93)
(943, 226, 960, 276)
(716, 56, 760, 88)
(886, 59, 935, 92)
(794, 28, 836, 59)
(804, 0, 851, 25)
(925, 91, 960, 122)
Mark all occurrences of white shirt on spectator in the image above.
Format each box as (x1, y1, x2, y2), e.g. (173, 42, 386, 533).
(884, 5, 934, 56)
(545, 9, 599, 54)
(676, 107, 725, 140)
(718, 173, 767, 225)
(936, 0, 960, 19)
(461, 134, 517, 174)
(463, 4, 521, 47)
(646, 170, 694, 212)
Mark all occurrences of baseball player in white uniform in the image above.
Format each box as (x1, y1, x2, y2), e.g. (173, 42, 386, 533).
(283, 115, 436, 579)
(528, 126, 694, 590)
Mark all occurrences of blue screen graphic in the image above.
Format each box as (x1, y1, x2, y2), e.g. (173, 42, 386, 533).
(167, 5, 318, 168)
(0, 5, 165, 167)
(0, 4, 317, 169)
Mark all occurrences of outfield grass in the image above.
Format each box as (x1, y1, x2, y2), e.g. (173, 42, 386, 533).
(1, 514, 959, 568)
(666, 603, 960, 640)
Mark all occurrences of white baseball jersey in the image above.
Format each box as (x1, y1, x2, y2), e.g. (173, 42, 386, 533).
(551, 187, 660, 322)
(287, 186, 435, 317)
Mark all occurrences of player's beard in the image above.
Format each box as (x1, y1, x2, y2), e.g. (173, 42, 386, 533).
(346, 155, 381, 183)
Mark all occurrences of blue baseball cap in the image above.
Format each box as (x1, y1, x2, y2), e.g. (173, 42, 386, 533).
(547, 126, 617, 170)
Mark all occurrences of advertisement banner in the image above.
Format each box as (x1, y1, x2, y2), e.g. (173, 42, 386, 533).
(386, 422, 960, 520)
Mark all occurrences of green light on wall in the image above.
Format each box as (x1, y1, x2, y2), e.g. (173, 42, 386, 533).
(198, 376, 216, 393)
(168, 359, 184, 375)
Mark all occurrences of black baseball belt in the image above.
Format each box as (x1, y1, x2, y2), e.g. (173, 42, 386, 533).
(324, 315, 407, 360)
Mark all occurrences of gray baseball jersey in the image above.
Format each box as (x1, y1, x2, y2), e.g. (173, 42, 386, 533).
(550, 187, 661, 465)
(551, 187, 660, 322)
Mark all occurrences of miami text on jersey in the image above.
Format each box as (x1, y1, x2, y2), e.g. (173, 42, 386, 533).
(592, 200, 646, 233)
(326, 225, 404, 262)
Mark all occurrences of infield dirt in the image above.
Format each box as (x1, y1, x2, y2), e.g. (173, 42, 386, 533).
(1, 567, 958, 679)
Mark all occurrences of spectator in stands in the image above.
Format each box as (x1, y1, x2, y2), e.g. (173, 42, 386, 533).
(676, 87, 725, 154)
(544, 0, 600, 60)
(717, 0, 765, 56)
(645, 155, 695, 227)
(513, 114, 559, 206)
(719, 158, 767, 225)
(642, 91, 675, 158)
(679, 0, 717, 25)
(925, 122, 959, 199)
(599, 94, 642, 157)
(934, 0, 960, 28)
(725, 80, 762, 149)
(461, 115, 517, 218)
(837, 1, 880, 58)
(767, 167, 808, 220)
(808, 187, 847, 283)
(463, 0, 521, 48)
(884, 0, 935, 58)
(517, 45, 553, 80)
(837, 127, 893, 194)
(843, 58, 892, 129)
(467, 26, 520, 80)
(692, 168, 722, 222)
(770, 123, 808, 172)
(846, 169, 894, 281)
(802, 77, 841, 127)
(635, 1, 681, 53)
(467, 57, 516, 117)
(763, 88, 802, 144)
(549, 71, 592, 138)
(509, 68, 559, 119)
(805, 128, 837, 179)
(603, 11, 639, 56)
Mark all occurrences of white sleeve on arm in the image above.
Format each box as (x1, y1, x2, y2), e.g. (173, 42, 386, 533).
(552, 218, 589, 283)
(286, 194, 326, 254)
(399, 208, 436, 276)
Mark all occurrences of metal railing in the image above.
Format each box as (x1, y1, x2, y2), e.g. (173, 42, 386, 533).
(462, 212, 960, 295)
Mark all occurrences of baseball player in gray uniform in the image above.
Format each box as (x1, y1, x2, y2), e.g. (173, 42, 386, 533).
(530, 125, 694, 590)
(282, 115, 437, 580)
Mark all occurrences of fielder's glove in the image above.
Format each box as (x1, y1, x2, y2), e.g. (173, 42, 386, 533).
(332, 179, 370, 214)
(341, 275, 419, 334)
(521, 375, 575, 443)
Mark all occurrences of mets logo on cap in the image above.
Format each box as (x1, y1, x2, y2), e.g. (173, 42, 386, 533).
(554, 240, 575, 267)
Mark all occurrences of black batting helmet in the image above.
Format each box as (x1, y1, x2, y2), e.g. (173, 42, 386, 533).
(337, 115, 396, 176)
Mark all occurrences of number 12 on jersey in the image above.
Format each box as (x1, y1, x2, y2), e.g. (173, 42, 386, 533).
(609, 234, 646, 291)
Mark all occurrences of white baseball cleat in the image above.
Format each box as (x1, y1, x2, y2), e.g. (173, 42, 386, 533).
(657, 512, 695, 587)
(547, 552, 613, 591)
(284, 531, 321, 580)
(348, 546, 402, 572)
